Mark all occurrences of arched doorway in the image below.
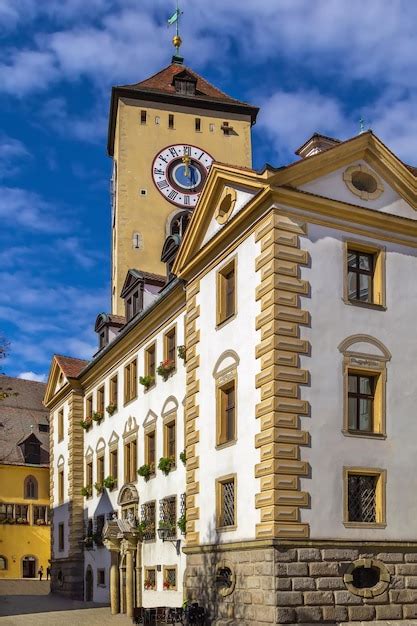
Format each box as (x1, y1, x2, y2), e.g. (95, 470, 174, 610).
(22, 556, 37, 578)
(85, 565, 93, 601)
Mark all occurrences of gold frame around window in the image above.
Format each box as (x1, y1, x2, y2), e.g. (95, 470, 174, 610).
(124, 437, 137, 484)
(144, 342, 156, 384)
(215, 473, 237, 532)
(57, 409, 64, 442)
(163, 413, 176, 467)
(124, 358, 138, 405)
(216, 256, 237, 327)
(109, 446, 118, 487)
(109, 374, 118, 411)
(144, 427, 156, 475)
(58, 469, 64, 505)
(343, 164, 384, 201)
(343, 240, 386, 309)
(144, 566, 157, 590)
(163, 326, 177, 368)
(163, 565, 178, 591)
(96, 452, 105, 486)
(343, 466, 386, 529)
(86, 395, 93, 420)
(215, 366, 237, 448)
(97, 385, 105, 415)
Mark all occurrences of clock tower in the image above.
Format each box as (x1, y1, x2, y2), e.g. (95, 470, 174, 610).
(107, 54, 259, 315)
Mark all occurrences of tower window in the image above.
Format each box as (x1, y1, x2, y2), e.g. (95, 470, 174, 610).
(195, 118, 201, 132)
(140, 110, 147, 124)
(168, 114, 174, 129)
(170, 211, 191, 237)
(222, 121, 232, 135)
(209, 123, 215, 132)
(155, 116, 160, 125)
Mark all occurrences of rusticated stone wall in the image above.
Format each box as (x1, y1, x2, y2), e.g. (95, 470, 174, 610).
(184, 542, 417, 625)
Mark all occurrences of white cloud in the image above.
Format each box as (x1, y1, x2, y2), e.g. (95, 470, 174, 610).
(0, 187, 69, 232)
(18, 371, 47, 382)
(0, 135, 30, 178)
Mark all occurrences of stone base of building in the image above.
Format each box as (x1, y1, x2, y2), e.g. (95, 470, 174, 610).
(50, 556, 84, 600)
(184, 540, 417, 625)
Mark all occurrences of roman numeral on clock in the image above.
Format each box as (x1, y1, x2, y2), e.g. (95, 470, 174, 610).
(169, 147, 179, 157)
(183, 146, 191, 156)
(157, 180, 169, 189)
(154, 168, 164, 175)
(168, 190, 178, 200)
(158, 155, 168, 164)
(184, 195, 190, 205)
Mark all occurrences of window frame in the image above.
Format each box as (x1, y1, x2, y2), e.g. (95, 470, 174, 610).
(144, 566, 157, 590)
(163, 325, 177, 369)
(124, 358, 138, 405)
(145, 427, 156, 476)
(343, 467, 386, 529)
(343, 241, 386, 310)
(97, 385, 105, 417)
(97, 568, 106, 587)
(58, 522, 65, 551)
(57, 409, 64, 442)
(168, 113, 174, 129)
(144, 342, 156, 387)
(0, 556, 7, 570)
(163, 565, 177, 591)
(140, 110, 147, 125)
(109, 447, 118, 487)
(109, 374, 118, 412)
(215, 367, 237, 448)
(124, 437, 137, 484)
(163, 413, 176, 467)
(96, 452, 105, 486)
(86, 459, 93, 497)
(216, 257, 237, 327)
(58, 468, 64, 505)
(347, 372, 375, 433)
(216, 474, 237, 532)
(86, 395, 93, 420)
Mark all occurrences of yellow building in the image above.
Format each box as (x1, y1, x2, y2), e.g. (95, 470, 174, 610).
(0, 376, 50, 579)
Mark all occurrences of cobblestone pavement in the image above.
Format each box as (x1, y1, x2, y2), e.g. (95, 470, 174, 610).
(0, 580, 132, 626)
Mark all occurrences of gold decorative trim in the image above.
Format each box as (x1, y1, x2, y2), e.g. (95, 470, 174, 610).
(185, 280, 201, 546)
(67, 391, 85, 557)
(342, 240, 387, 309)
(343, 466, 387, 528)
(254, 210, 311, 539)
(214, 186, 237, 225)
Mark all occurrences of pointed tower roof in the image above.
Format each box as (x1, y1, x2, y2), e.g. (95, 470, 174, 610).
(107, 62, 259, 155)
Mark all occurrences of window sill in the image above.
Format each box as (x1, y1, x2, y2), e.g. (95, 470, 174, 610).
(216, 439, 237, 451)
(123, 395, 138, 408)
(143, 384, 156, 394)
(216, 313, 237, 331)
(343, 522, 386, 529)
(343, 298, 386, 312)
(216, 525, 237, 533)
(342, 430, 386, 440)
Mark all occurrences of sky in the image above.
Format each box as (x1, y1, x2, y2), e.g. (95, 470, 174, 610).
(1, 0, 417, 382)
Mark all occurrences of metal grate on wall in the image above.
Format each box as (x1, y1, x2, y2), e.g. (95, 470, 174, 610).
(221, 480, 235, 527)
(141, 501, 156, 540)
(348, 474, 377, 522)
(159, 496, 177, 539)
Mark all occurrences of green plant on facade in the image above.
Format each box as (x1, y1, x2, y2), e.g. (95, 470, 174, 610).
(158, 519, 176, 534)
(180, 449, 186, 465)
(106, 403, 117, 416)
(156, 359, 176, 381)
(103, 475, 116, 490)
(139, 375, 155, 390)
(92, 411, 104, 424)
(81, 485, 92, 497)
(80, 418, 92, 431)
(177, 514, 186, 535)
(177, 345, 186, 361)
(94, 481, 104, 494)
(137, 464, 153, 481)
(158, 456, 175, 476)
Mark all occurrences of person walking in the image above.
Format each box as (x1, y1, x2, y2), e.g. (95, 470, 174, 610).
(38, 565, 44, 581)
(46, 566, 51, 581)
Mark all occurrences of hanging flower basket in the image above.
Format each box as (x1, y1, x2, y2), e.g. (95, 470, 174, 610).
(144, 577, 155, 590)
(180, 450, 186, 466)
(157, 359, 176, 381)
(80, 418, 92, 431)
(92, 411, 104, 424)
(139, 375, 155, 390)
(103, 476, 116, 490)
(137, 463, 154, 481)
(158, 456, 175, 476)
(94, 482, 104, 494)
(106, 403, 117, 416)
(81, 485, 92, 498)
(177, 345, 186, 361)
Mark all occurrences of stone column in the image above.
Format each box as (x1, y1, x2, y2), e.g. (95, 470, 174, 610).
(125, 547, 134, 618)
(109, 551, 120, 615)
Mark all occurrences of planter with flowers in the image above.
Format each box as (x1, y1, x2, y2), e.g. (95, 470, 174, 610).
(80, 418, 92, 431)
(81, 485, 92, 498)
(177, 345, 186, 362)
(16, 517, 28, 525)
(92, 411, 104, 425)
(106, 403, 117, 416)
(158, 456, 175, 476)
(36, 519, 46, 526)
(103, 475, 116, 490)
(177, 514, 186, 536)
(94, 481, 104, 495)
(139, 375, 155, 391)
(137, 463, 154, 482)
(144, 577, 155, 590)
(157, 359, 176, 381)
(180, 450, 186, 466)
(163, 578, 175, 590)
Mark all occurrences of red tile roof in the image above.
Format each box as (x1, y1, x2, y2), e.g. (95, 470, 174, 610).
(54, 354, 88, 378)
(120, 63, 246, 105)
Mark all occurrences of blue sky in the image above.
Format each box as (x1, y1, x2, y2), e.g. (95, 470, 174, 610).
(1, 0, 417, 381)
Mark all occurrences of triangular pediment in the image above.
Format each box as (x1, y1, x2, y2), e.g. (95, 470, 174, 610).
(173, 163, 267, 279)
(143, 410, 157, 428)
(120, 270, 142, 299)
(270, 131, 417, 213)
(44, 354, 86, 407)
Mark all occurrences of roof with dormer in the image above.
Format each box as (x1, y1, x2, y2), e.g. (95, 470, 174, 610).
(0, 376, 49, 466)
(107, 62, 259, 155)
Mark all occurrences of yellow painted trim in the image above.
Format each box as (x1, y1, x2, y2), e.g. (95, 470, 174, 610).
(215, 473, 237, 532)
(343, 466, 387, 527)
(343, 240, 386, 308)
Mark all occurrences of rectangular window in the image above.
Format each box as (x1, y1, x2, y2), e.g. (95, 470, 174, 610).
(195, 118, 201, 132)
(222, 121, 231, 135)
(140, 110, 147, 124)
(124, 358, 137, 404)
(164, 327, 176, 367)
(163, 566, 177, 591)
(145, 429, 156, 472)
(348, 373, 376, 432)
(86, 395, 93, 420)
(217, 379, 236, 446)
(159, 496, 177, 539)
(86, 461, 93, 492)
(97, 454, 105, 486)
(58, 522, 64, 551)
(217, 258, 236, 326)
(145, 343, 156, 382)
(216, 475, 236, 530)
(141, 501, 156, 541)
(168, 114, 174, 129)
(34, 505, 49, 525)
(164, 418, 176, 463)
(97, 385, 105, 416)
(110, 448, 118, 485)
(58, 469, 64, 504)
(344, 468, 386, 527)
(58, 409, 64, 442)
(144, 567, 156, 590)
(345, 243, 385, 307)
(124, 439, 137, 483)
(109, 374, 118, 412)
(97, 569, 105, 586)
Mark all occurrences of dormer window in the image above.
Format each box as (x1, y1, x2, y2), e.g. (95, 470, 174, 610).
(24, 439, 41, 465)
(99, 330, 106, 350)
(126, 290, 141, 322)
(94, 313, 126, 352)
(174, 78, 196, 95)
(120, 270, 165, 324)
(170, 211, 191, 238)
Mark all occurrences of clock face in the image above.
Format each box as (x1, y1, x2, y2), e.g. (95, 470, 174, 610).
(152, 144, 214, 208)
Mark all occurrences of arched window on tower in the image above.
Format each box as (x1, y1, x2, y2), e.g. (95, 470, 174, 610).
(170, 211, 192, 238)
(24, 475, 38, 500)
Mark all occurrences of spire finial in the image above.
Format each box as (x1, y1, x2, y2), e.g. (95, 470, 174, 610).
(168, 0, 184, 64)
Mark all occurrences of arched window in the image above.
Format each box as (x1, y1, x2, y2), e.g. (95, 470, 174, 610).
(24, 475, 38, 500)
(0, 556, 7, 570)
(170, 211, 191, 238)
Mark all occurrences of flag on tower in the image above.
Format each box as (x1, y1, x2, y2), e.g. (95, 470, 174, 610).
(167, 9, 180, 25)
